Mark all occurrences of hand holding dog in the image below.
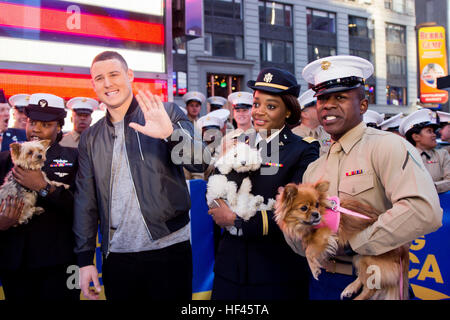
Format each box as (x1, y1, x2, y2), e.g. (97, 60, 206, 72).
(130, 90, 174, 139)
(208, 199, 237, 228)
(12, 165, 48, 192)
(0, 196, 24, 230)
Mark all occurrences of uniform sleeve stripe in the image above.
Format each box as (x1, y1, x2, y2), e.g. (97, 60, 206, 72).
(261, 210, 268, 236)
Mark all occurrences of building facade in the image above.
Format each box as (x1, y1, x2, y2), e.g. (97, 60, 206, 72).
(173, 0, 418, 116)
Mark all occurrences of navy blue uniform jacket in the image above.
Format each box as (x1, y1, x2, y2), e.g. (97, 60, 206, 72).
(213, 126, 320, 290)
(0, 143, 78, 270)
(1, 128, 26, 152)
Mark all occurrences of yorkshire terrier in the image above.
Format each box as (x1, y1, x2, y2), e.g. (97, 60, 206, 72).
(274, 181, 409, 300)
(0, 140, 69, 225)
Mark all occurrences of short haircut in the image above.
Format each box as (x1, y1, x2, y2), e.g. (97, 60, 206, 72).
(91, 51, 128, 71)
(357, 86, 366, 100)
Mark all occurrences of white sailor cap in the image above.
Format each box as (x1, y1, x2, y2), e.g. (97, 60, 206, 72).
(8, 94, 30, 110)
(228, 91, 253, 109)
(399, 108, 438, 136)
(379, 113, 403, 131)
(26, 93, 67, 121)
(183, 91, 206, 104)
(67, 97, 98, 114)
(197, 109, 230, 130)
(437, 111, 450, 124)
(207, 96, 228, 109)
(302, 55, 374, 97)
(298, 89, 317, 111)
(363, 110, 385, 126)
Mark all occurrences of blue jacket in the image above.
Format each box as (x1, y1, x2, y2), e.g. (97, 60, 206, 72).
(212, 126, 320, 298)
(1, 128, 27, 151)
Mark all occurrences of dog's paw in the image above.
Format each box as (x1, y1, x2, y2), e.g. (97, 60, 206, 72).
(340, 278, 362, 300)
(307, 256, 322, 280)
(340, 288, 353, 300)
(34, 207, 45, 215)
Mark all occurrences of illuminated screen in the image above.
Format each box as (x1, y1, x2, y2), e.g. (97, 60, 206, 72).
(0, 0, 165, 73)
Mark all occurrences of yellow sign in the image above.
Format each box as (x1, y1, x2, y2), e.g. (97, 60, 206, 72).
(418, 26, 448, 104)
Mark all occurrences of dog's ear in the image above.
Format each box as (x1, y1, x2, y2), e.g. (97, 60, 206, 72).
(10, 142, 22, 161)
(39, 139, 52, 150)
(314, 181, 330, 193)
(282, 183, 298, 206)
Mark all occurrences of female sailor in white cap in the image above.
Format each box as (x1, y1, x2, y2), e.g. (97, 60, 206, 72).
(182, 91, 206, 126)
(224, 91, 254, 140)
(60, 97, 98, 148)
(400, 108, 450, 193)
(8, 93, 30, 130)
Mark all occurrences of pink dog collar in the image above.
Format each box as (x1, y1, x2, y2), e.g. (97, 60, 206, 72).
(314, 196, 370, 233)
(314, 196, 340, 233)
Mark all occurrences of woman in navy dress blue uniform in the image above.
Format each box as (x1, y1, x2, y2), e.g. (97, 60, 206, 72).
(209, 68, 320, 300)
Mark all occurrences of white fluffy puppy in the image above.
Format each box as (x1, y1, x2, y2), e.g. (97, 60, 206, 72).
(206, 141, 275, 222)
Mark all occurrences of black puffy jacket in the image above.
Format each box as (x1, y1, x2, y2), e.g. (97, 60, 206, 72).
(73, 97, 208, 267)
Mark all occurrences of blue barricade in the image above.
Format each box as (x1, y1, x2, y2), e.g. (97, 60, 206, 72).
(0, 184, 448, 300)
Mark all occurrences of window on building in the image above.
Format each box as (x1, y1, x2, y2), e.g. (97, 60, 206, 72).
(259, 1, 292, 27)
(387, 55, 406, 75)
(393, 0, 405, 13)
(204, 0, 242, 19)
(386, 86, 407, 105)
(386, 23, 406, 43)
(204, 33, 212, 55)
(308, 44, 336, 62)
(206, 33, 243, 59)
(350, 49, 374, 65)
(207, 73, 243, 97)
(261, 39, 294, 64)
(348, 16, 372, 38)
(307, 9, 336, 33)
(389, 0, 405, 13)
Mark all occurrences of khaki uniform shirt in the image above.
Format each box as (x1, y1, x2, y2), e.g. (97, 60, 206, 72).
(417, 147, 450, 193)
(299, 122, 442, 256)
(223, 127, 255, 141)
(292, 123, 331, 156)
(59, 131, 80, 148)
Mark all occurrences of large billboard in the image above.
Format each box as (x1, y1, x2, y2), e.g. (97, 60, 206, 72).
(418, 26, 449, 104)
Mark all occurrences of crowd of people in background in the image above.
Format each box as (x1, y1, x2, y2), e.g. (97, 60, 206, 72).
(0, 52, 445, 301)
